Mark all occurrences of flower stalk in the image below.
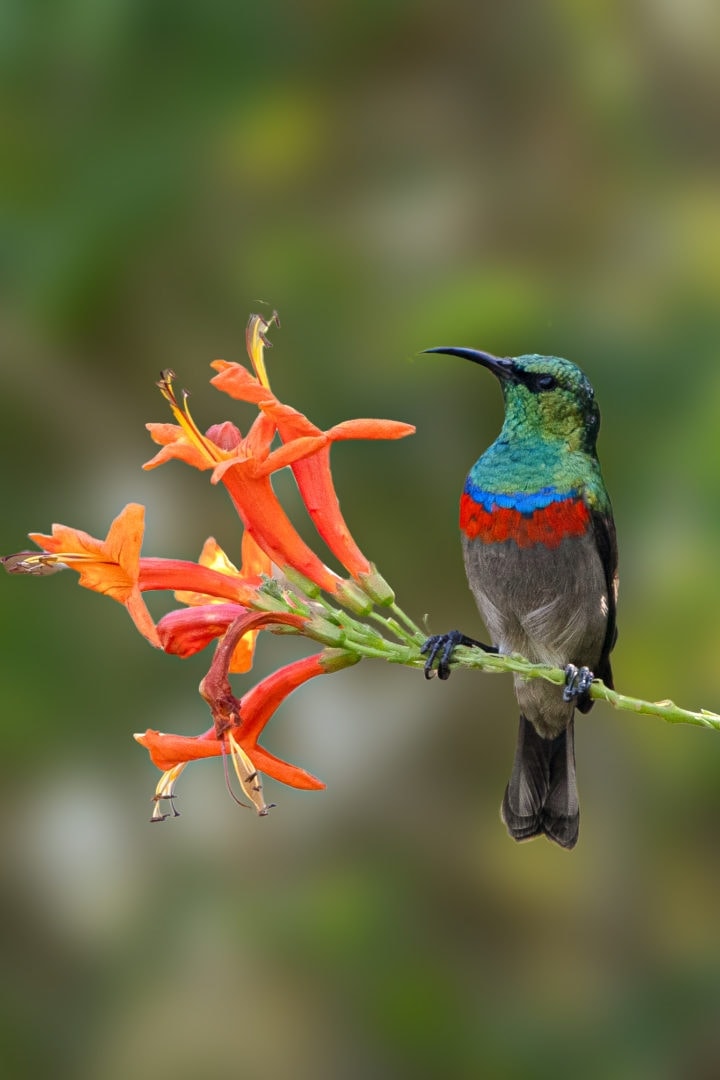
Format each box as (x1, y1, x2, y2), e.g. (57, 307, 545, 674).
(428, 642, 720, 730)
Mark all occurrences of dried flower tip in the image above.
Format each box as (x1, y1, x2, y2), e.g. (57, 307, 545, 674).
(1, 552, 68, 576)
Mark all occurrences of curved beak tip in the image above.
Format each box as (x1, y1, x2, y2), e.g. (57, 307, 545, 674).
(423, 346, 514, 377)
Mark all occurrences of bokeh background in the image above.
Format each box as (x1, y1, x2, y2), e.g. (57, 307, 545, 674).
(3, 2, 720, 1077)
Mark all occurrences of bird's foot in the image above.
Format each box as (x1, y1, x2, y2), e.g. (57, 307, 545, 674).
(563, 664, 594, 702)
(421, 630, 497, 681)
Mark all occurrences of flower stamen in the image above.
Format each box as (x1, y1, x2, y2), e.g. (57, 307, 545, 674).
(157, 369, 230, 467)
(150, 762, 186, 822)
(245, 311, 280, 390)
(226, 731, 275, 816)
(221, 742, 251, 810)
(1, 552, 69, 575)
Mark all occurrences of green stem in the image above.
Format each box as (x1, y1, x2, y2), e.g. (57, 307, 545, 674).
(367, 609, 418, 646)
(591, 684, 720, 731)
(389, 602, 425, 641)
(268, 584, 720, 733)
(439, 642, 720, 731)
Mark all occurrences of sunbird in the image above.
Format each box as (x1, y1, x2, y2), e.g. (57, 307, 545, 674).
(422, 348, 618, 849)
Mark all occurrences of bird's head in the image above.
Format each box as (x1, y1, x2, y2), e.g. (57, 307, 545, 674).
(427, 347, 600, 451)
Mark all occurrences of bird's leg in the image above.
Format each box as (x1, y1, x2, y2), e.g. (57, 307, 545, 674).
(421, 630, 497, 681)
(563, 664, 594, 702)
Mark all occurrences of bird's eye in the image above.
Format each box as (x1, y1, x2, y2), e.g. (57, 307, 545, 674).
(536, 374, 557, 390)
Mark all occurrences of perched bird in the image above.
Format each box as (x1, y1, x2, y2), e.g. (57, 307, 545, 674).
(422, 348, 617, 849)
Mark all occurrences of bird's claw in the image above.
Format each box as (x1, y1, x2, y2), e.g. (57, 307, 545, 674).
(421, 630, 466, 680)
(563, 664, 594, 702)
(421, 630, 497, 680)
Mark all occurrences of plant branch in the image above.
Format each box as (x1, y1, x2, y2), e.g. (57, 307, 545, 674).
(297, 592, 720, 733)
(422, 641, 720, 732)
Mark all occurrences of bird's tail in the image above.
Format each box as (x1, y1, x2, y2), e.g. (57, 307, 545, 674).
(501, 715, 579, 850)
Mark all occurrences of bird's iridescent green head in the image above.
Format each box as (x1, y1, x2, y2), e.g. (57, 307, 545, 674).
(427, 347, 600, 452)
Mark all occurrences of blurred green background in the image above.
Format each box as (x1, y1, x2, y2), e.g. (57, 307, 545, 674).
(3, 1, 720, 1077)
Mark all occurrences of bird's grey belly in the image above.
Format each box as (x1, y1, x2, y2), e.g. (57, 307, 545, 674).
(462, 533, 609, 736)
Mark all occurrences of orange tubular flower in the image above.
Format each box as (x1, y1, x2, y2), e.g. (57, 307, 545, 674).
(2, 315, 416, 827)
(212, 367, 414, 588)
(156, 602, 247, 661)
(134, 657, 327, 788)
(143, 372, 350, 599)
(134, 610, 359, 819)
(169, 533, 272, 673)
(210, 314, 415, 598)
(12, 504, 269, 651)
(26, 503, 161, 647)
(173, 533, 271, 607)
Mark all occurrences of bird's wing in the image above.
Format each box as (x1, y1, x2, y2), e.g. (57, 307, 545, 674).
(589, 507, 618, 688)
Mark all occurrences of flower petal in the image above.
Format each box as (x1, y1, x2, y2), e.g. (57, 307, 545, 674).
(239, 530, 272, 580)
(29, 504, 160, 647)
(288, 449, 371, 577)
(210, 360, 269, 404)
(138, 558, 261, 606)
(259, 434, 329, 476)
(243, 744, 324, 790)
(255, 398, 320, 439)
(134, 726, 325, 790)
(157, 603, 247, 659)
(173, 537, 241, 605)
(328, 418, 416, 441)
(134, 728, 221, 771)
(104, 503, 146, 578)
(143, 423, 214, 471)
(218, 473, 343, 594)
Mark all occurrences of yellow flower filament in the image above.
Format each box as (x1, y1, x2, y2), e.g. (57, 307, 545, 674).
(157, 370, 232, 468)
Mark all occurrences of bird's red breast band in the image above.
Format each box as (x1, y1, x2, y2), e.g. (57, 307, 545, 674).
(460, 492, 590, 548)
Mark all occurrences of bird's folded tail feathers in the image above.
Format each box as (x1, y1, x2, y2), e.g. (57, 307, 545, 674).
(501, 715, 579, 850)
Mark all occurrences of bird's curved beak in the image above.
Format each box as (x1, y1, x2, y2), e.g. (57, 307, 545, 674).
(424, 347, 516, 381)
